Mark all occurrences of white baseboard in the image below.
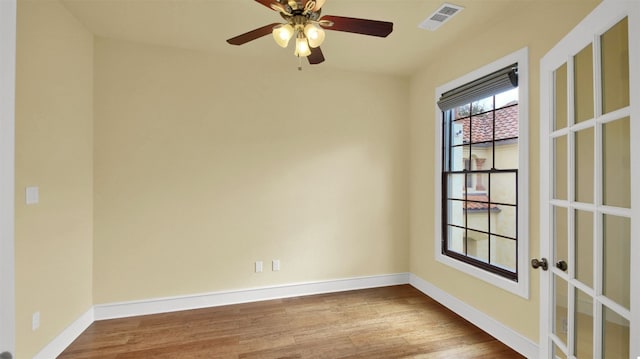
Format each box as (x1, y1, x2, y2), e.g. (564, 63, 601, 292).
(33, 307, 94, 359)
(94, 273, 411, 320)
(38, 273, 540, 359)
(409, 273, 539, 358)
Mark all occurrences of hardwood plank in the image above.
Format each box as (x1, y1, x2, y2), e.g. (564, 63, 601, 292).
(59, 285, 525, 358)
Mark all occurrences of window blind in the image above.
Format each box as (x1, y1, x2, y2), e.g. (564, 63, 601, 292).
(437, 64, 518, 111)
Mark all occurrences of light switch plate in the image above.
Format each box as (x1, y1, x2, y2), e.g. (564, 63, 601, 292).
(26, 186, 39, 205)
(32, 311, 40, 331)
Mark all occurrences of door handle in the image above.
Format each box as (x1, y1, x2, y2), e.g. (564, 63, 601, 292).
(1, 351, 13, 359)
(531, 258, 548, 271)
(556, 260, 568, 272)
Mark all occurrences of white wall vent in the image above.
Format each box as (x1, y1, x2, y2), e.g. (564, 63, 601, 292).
(418, 3, 464, 31)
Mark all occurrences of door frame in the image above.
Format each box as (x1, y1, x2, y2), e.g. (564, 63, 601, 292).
(539, 0, 640, 357)
(0, 0, 16, 355)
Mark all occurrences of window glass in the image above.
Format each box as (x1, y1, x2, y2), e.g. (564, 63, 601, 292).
(442, 87, 519, 280)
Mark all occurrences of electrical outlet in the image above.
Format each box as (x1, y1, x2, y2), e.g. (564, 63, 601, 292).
(255, 261, 263, 273)
(272, 259, 280, 271)
(26, 186, 39, 205)
(32, 311, 40, 331)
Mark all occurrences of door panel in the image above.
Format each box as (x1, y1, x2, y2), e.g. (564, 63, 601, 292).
(574, 44, 594, 124)
(554, 136, 568, 200)
(575, 288, 594, 358)
(574, 128, 594, 205)
(601, 17, 629, 115)
(554, 64, 568, 131)
(602, 214, 630, 310)
(574, 210, 594, 289)
(540, 1, 639, 358)
(603, 307, 630, 359)
(553, 275, 569, 345)
(602, 117, 630, 208)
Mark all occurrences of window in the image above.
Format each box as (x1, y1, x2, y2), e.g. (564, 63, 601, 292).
(435, 48, 529, 298)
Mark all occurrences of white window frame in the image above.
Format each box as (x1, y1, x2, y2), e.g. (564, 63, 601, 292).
(434, 47, 530, 298)
(0, 0, 16, 354)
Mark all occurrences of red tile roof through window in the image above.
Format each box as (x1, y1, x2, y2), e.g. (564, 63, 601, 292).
(463, 194, 500, 211)
(456, 103, 518, 144)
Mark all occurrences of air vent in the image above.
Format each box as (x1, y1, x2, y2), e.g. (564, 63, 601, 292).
(418, 3, 464, 31)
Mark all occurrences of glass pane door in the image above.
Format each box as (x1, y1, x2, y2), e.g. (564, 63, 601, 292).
(540, 3, 639, 357)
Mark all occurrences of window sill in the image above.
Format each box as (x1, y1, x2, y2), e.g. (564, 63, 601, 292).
(435, 251, 529, 298)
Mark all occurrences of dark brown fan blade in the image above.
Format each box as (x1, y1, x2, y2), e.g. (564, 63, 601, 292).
(307, 47, 325, 65)
(254, 0, 277, 10)
(320, 15, 393, 37)
(226, 23, 280, 45)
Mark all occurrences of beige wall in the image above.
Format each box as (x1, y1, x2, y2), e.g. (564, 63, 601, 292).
(13, 0, 609, 355)
(15, 1, 94, 357)
(92, 38, 410, 303)
(409, 0, 600, 342)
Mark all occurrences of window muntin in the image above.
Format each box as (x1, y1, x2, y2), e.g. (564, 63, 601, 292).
(442, 88, 520, 280)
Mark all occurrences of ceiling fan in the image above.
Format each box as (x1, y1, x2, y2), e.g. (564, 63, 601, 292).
(226, 0, 393, 67)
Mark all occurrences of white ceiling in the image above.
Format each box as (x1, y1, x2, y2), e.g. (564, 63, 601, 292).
(59, 0, 554, 76)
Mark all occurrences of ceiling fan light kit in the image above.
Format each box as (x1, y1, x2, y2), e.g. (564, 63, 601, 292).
(294, 33, 312, 57)
(226, 0, 394, 68)
(303, 23, 325, 48)
(272, 24, 294, 47)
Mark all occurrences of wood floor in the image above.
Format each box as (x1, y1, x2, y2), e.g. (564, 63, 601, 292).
(59, 285, 524, 358)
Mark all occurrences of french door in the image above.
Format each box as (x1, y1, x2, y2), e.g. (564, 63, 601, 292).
(539, 1, 639, 358)
(0, 0, 16, 358)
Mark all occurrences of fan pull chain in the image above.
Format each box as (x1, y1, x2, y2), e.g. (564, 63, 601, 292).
(298, 56, 303, 71)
